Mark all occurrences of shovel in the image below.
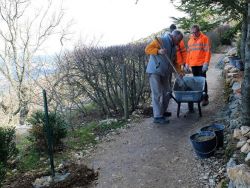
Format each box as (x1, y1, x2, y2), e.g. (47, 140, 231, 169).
(154, 36, 191, 91)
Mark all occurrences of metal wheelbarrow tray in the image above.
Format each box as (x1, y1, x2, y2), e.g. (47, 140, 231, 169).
(171, 76, 205, 117)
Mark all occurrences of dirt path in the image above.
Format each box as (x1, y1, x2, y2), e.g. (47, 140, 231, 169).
(84, 54, 224, 188)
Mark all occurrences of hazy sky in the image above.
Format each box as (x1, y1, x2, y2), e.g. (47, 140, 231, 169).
(61, 0, 184, 48)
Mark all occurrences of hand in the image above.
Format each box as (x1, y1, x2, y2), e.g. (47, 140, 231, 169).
(184, 64, 191, 73)
(158, 48, 167, 55)
(202, 63, 209, 72)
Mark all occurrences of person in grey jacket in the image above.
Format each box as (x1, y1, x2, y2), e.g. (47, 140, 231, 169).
(145, 30, 183, 124)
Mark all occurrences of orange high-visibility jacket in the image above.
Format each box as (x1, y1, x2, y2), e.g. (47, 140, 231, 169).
(186, 32, 211, 67)
(176, 39, 187, 65)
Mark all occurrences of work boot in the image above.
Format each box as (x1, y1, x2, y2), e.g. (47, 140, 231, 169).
(163, 111, 172, 117)
(153, 117, 170, 124)
(202, 99, 209, 106)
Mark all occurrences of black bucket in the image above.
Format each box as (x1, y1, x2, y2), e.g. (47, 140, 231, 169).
(200, 124, 225, 148)
(190, 131, 217, 158)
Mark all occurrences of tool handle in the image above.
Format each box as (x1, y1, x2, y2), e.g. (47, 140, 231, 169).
(154, 36, 179, 77)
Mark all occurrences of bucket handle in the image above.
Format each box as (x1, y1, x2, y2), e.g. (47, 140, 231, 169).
(193, 136, 217, 156)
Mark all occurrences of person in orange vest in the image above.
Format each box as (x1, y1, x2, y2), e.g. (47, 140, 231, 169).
(185, 24, 211, 110)
(169, 24, 187, 73)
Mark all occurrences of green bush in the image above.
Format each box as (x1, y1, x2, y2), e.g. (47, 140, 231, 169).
(27, 111, 68, 151)
(0, 127, 18, 165)
(0, 162, 6, 187)
(219, 25, 239, 45)
(0, 127, 17, 187)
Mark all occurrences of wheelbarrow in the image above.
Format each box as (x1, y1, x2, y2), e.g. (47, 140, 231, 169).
(171, 76, 206, 117)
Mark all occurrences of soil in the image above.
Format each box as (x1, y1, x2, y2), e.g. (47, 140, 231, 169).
(3, 163, 98, 188)
(83, 54, 225, 188)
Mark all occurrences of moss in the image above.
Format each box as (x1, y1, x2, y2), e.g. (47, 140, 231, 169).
(224, 139, 236, 161)
(223, 81, 232, 103)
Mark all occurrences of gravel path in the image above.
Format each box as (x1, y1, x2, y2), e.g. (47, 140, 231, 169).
(84, 54, 224, 188)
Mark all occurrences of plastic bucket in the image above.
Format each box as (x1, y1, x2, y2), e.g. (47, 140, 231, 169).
(200, 124, 225, 148)
(190, 131, 217, 158)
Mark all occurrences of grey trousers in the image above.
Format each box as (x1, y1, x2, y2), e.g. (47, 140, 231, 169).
(149, 73, 172, 118)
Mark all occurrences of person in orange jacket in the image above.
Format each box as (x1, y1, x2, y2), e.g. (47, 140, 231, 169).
(165, 24, 187, 75)
(185, 24, 211, 109)
(168, 24, 187, 72)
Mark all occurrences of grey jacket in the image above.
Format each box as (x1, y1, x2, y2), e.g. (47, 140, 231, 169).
(146, 34, 176, 77)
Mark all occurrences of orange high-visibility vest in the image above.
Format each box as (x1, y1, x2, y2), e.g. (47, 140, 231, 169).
(176, 40, 187, 65)
(186, 32, 211, 67)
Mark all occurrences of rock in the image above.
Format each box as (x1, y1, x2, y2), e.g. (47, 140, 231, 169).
(228, 180, 235, 188)
(245, 152, 250, 162)
(224, 64, 234, 73)
(241, 143, 250, 154)
(33, 176, 53, 188)
(233, 128, 242, 140)
(227, 158, 236, 169)
(247, 139, 250, 144)
(236, 139, 247, 149)
(227, 164, 250, 188)
(226, 48, 238, 56)
(229, 68, 239, 73)
(226, 77, 234, 85)
(223, 56, 230, 63)
(241, 126, 250, 137)
(229, 100, 240, 110)
(230, 119, 242, 129)
(226, 73, 239, 79)
(232, 82, 241, 94)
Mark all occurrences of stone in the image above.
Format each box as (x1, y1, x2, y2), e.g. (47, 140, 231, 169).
(241, 126, 250, 137)
(226, 77, 233, 85)
(224, 64, 234, 73)
(223, 56, 230, 63)
(229, 119, 241, 129)
(247, 139, 250, 144)
(227, 158, 236, 169)
(227, 73, 239, 79)
(241, 143, 250, 154)
(227, 164, 250, 187)
(236, 140, 247, 149)
(233, 128, 242, 140)
(229, 68, 239, 73)
(232, 82, 241, 94)
(245, 152, 250, 162)
(226, 48, 238, 56)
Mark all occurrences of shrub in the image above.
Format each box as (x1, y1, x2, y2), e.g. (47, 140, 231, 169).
(0, 127, 18, 165)
(27, 111, 68, 151)
(0, 127, 17, 187)
(0, 162, 6, 187)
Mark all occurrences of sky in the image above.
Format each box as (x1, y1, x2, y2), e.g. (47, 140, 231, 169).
(60, 0, 184, 49)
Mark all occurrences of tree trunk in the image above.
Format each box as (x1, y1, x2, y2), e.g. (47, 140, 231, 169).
(242, 3, 250, 126)
(240, 13, 247, 60)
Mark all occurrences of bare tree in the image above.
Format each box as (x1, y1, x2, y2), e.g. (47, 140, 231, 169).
(0, 0, 67, 124)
